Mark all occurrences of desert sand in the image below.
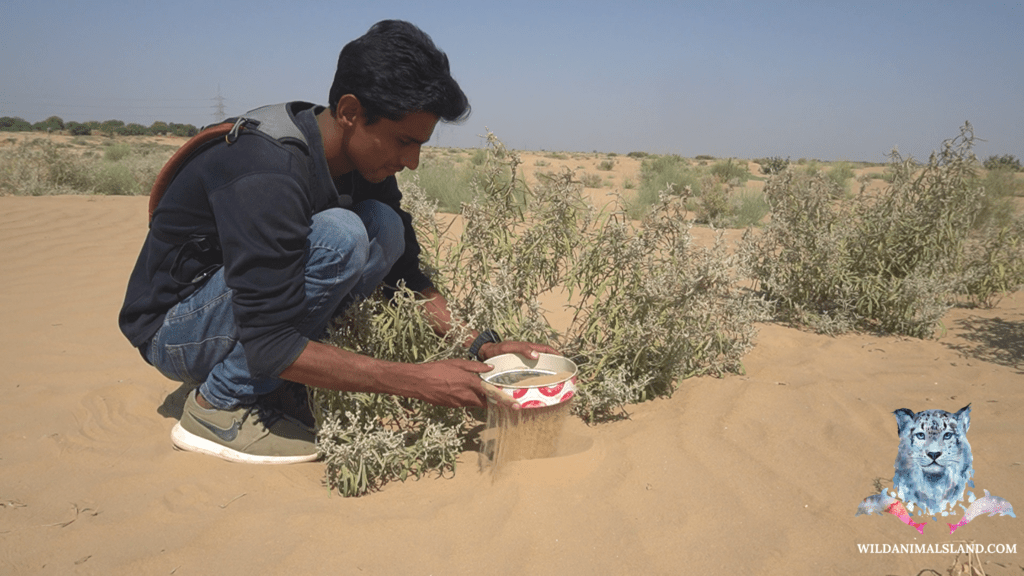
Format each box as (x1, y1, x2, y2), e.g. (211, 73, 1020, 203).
(1, 189, 1022, 575)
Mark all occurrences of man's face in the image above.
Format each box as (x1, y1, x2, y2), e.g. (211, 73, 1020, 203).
(346, 110, 438, 183)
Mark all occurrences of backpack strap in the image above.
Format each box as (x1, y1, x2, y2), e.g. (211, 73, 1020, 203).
(148, 103, 311, 221)
(148, 121, 233, 221)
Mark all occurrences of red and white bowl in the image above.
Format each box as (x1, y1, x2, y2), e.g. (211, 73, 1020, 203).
(481, 353, 578, 408)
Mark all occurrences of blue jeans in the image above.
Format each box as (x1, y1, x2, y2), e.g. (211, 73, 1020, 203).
(146, 201, 404, 409)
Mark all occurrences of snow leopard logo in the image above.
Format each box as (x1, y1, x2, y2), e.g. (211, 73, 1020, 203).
(893, 404, 973, 516)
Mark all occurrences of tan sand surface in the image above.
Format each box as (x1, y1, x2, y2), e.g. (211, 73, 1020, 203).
(1, 195, 1022, 575)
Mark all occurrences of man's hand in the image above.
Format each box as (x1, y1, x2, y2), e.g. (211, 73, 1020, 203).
(476, 340, 560, 362)
(409, 358, 494, 407)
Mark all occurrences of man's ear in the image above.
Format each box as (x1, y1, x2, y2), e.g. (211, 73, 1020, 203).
(334, 94, 362, 128)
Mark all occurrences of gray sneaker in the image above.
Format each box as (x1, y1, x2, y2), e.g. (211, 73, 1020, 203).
(171, 389, 319, 464)
(258, 381, 316, 432)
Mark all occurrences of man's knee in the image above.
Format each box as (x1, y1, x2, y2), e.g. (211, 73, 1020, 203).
(308, 208, 370, 274)
(355, 200, 405, 265)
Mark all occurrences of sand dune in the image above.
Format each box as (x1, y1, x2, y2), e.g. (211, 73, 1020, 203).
(1, 195, 1021, 575)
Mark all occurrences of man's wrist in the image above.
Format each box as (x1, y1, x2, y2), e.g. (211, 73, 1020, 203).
(468, 329, 501, 360)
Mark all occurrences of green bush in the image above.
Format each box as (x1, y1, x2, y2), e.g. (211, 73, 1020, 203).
(741, 124, 995, 337)
(730, 189, 770, 227)
(629, 154, 700, 218)
(33, 116, 64, 132)
(709, 158, 750, 182)
(104, 142, 132, 162)
(579, 172, 603, 188)
(0, 116, 32, 132)
(756, 156, 790, 175)
(398, 158, 477, 213)
(314, 133, 760, 495)
(117, 123, 149, 136)
(92, 163, 138, 195)
(0, 137, 168, 196)
(695, 175, 730, 226)
(66, 122, 92, 136)
(469, 148, 487, 166)
(0, 139, 91, 195)
(973, 169, 1023, 230)
(960, 218, 1024, 307)
(597, 159, 615, 171)
(826, 161, 855, 196)
(99, 119, 125, 136)
(983, 154, 1022, 171)
(168, 123, 198, 137)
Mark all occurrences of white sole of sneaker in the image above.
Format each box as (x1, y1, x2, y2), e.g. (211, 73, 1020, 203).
(171, 422, 319, 465)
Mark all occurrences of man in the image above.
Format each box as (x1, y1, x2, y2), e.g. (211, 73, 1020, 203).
(119, 20, 556, 464)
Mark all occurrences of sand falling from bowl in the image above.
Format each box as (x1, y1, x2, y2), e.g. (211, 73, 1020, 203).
(478, 353, 577, 478)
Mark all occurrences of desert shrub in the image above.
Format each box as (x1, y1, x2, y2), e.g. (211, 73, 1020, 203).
(626, 151, 648, 159)
(117, 123, 149, 136)
(398, 151, 518, 214)
(104, 142, 132, 162)
(469, 148, 487, 166)
(66, 122, 92, 136)
(0, 138, 167, 196)
(695, 155, 715, 161)
(710, 158, 750, 182)
(730, 189, 770, 227)
(579, 172, 603, 188)
(314, 133, 760, 495)
(33, 116, 64, 132)
(756, 156, 790, 175)
(99, 120, 125, 136)
(826, 161, 855, 196)
(398, 158, 476, 213)
(0, 139, 91, 195)
(563, 187, 759, 421)
(740, 124, 988, 337)
(94, 151, 166, 195)
(92, 163, 138, 195)
(983, 154, 1022, 172)
(630, 154, 700, 218)
(959, 218, 1024, 307)
(0, 117, 32, 132)
(695, 175, 730, 226)
(168, 123, 198, 137)
(973, 169, 1023, 230)
(597, 159, 615, 171)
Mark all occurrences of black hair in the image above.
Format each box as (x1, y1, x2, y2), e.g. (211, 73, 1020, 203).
(329, 20, 470, 125)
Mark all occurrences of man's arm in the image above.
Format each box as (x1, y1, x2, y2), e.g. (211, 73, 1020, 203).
(278, 339, 492, 407)
(279, 286, 559, 408)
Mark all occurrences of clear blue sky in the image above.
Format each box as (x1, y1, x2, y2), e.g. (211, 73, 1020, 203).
(2, 0, 1021, 162)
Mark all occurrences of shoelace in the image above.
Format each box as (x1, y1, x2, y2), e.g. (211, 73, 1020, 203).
(241, 403, 286, 430)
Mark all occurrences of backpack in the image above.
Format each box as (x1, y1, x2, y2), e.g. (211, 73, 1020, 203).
(148, 103, 312, 285)
(148, 103, 310, 221)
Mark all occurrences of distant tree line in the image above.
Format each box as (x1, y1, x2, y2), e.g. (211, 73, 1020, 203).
(0, 115, 198, 137)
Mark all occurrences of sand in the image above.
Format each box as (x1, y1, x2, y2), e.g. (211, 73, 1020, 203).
(1, 193, 1022, 575)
